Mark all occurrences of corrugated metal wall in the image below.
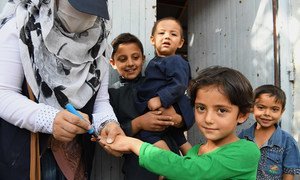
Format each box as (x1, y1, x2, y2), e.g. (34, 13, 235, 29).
(187, 0, 276, 144)
(107, 0, 156, 84)
(291, 0, 300, 147)
(277, 0, 298, 142)
(187, 0, 298, 148)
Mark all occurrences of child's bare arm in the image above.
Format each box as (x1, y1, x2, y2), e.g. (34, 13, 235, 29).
(101, 135, 143, 155)
(148, 96, 162, 110)
(179, 141, 192, 155)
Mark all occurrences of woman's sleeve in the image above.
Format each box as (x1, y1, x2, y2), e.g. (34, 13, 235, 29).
(92, 58, 118, 133)
(0, 17, 58, 133)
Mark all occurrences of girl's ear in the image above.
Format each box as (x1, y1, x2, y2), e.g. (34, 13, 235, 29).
(109, 58, 117, 69)
(237, 112, 250, 124)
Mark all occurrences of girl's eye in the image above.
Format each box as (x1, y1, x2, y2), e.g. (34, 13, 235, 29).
(195, 105, 205, 112)
(218, 108, 228, 114)
(171, 33, 178, 36)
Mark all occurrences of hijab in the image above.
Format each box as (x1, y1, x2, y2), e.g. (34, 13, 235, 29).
(0, 0, 112, 109)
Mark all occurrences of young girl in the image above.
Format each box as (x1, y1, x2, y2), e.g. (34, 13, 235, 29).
(135, 16, 194, 154)
(239, 85, 300, 179)
(102, 66, 261, 180)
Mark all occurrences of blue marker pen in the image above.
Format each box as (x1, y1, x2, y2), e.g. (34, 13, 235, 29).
(65, 103, 97, 136)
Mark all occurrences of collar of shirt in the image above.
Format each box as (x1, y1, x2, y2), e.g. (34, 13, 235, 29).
(119, 74, 143, 84)
(243, 122, 283, 148)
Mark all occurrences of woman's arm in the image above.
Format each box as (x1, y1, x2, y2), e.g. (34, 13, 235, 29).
(0, 17, 59, 134)
(92, 59, 118, 133)
(0, 17, 93, 141)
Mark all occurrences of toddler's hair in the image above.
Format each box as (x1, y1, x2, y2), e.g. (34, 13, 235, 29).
(189, 66, 253, 115)
(151, 16, 184, 38)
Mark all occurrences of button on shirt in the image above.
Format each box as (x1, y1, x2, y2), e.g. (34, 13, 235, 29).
(239, 123, 300, 179)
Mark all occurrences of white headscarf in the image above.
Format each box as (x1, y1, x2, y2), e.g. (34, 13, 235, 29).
(0, 0, 112, 109)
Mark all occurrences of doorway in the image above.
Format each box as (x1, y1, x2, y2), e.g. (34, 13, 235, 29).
(157, 0, 188, 58)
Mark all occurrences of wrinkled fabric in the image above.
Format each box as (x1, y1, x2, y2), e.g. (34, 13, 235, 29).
(0, 0, 111, 109)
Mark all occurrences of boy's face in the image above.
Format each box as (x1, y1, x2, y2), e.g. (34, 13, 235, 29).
(151, 20, 184, 57)
(110, 43, 145, 80)
(253, 93, 284, 128)
(194, 85, 247, 146)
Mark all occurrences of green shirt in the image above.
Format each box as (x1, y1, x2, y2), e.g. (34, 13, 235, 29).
(139, 139, 260, 180)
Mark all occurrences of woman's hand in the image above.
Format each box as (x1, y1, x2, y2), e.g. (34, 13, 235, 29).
(52, 110, 91, 142)
(98, 122, 125, 157)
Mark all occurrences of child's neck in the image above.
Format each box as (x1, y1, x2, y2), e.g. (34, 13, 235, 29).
(199, 135, 239, 155)
(254, 124, 276, 148)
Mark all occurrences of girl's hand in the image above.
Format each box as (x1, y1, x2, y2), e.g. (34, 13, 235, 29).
(101, 135, 143, 155)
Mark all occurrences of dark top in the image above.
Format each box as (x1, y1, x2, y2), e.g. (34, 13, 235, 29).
(239, 123, 300, 179)
(109, 74, 185, 180)
(136, 55, 191, 111)
(135, 55, 194, 144)
(136, 55, 194, 128)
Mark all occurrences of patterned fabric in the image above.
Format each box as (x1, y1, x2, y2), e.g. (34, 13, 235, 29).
(50, 137, 84, 180)
(239, 123, 300, 179)
(0, 0, 111, 109)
